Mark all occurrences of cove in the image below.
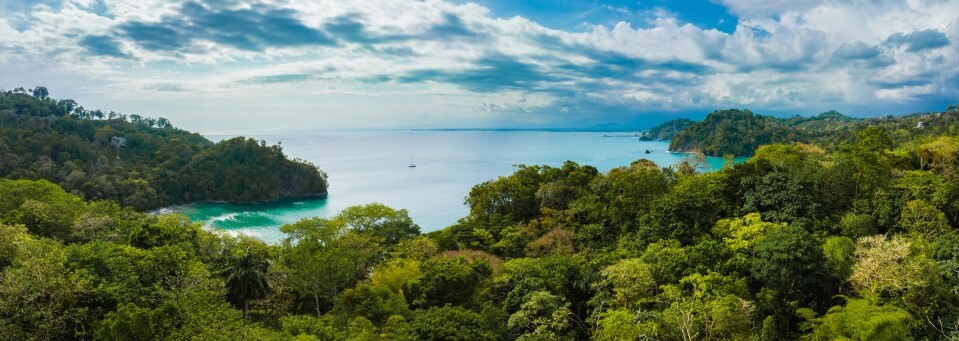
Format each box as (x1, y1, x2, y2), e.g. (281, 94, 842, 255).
(165, 130, 745, 243)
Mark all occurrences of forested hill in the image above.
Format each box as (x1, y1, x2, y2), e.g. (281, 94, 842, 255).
(668, 109, 807, 156)
(638, 118, 693, 141)
(0, 87, 327, 210)
(666, 107, 959, 156)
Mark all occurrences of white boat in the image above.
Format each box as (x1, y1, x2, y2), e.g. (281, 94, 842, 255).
(409, 158, 416, 168)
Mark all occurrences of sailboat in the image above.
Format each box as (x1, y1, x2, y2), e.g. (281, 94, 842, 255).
(408, 157, 416, 168)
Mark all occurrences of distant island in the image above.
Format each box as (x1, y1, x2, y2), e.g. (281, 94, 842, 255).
(0, 87, 327, 210)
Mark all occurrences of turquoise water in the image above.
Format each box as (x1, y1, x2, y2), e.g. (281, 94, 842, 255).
(165, 131, 744, 243)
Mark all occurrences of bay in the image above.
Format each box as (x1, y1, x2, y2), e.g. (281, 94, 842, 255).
(166, 130, 744, 243)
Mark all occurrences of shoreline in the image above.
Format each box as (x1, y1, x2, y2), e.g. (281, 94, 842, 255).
(150, 192, 328, 215)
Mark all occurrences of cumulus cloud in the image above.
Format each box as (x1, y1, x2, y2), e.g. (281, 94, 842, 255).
(885, 29, 951, 52)
(833, 41, 882, 60)
(0, 0, 957, 131)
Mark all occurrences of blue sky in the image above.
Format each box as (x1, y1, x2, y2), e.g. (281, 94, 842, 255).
(1, 0, 958, 132)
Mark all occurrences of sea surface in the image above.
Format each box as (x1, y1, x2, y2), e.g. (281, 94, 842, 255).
(166, 130, 744, 243)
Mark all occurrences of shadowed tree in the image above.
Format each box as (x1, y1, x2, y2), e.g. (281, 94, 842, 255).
(224, 249, 270, 319)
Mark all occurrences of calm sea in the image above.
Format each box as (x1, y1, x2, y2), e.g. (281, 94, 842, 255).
(165, 130, 742, 243)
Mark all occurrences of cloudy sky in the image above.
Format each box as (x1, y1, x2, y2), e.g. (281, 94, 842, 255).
(1, 0, 958, 132)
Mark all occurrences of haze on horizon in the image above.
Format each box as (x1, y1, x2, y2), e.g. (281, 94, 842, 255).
(1, 0, 958, 133)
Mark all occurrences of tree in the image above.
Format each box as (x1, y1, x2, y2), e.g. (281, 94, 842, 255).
(371, 258, 423, 297)
(917, 136, 959, 179)
(332, 283, 410, 327)
(740, 172, 824, 225)
(507, 290, 575, 340)
(0, 239, 93, 340)
(586, 160, 670, 234)
(591, 258, 657, 310)
(639, 172, 731, 245)
(822, 236, 856, 285)
(411, 306, 496, 341)
(849, 235, 928, 303)
(839, 213, 877, 239)
(592, 309, 659, 341)
(110, 136, 126, 160)
(835, 127, 893, 199)
(279, 314, 343, 340)
(410, 255, 492, 309)
(803, 299, 913, 340)
(898, 200, 949, 240)
(334, 203, 420, 246)
(30, 86, 49, 100)
(223, 249, 270, 319)
(658, 272, 755, 341)
(713, 213, 786, 253)
(280, 217, 378, 317)
(751, 226, 831, 309)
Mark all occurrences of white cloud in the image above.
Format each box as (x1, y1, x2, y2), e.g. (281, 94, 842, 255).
(0, 0, 957, 131)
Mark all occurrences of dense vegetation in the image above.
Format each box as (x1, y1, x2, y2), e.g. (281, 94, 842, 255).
(0, 87, 327, 210)
(669, 109, 804, 156)
(667, 108, 959, 157)
(3, 101, 959, 340)
(640, 118, 694, 141)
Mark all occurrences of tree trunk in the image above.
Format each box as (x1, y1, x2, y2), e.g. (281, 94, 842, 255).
(244, 299, 249, 320)
(314, 292, 321, 318)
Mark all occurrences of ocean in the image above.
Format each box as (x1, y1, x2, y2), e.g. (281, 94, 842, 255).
(166, 130, 743, 243)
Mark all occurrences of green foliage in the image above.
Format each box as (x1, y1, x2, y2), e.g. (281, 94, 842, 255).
(751, 226, 832, 309)
(334, 203, 420, 246)
(638, 171, 731, 245)
(223, 249, 270, 319)
(506, 290, 575, 340)
(740, 171, 825, 225)
(822, 236, 856, 284)
(371, 258, 423, 296)
(410, 256, 492, 309)
(185, 137, 327, 203)
(804, 299, 913, 340)
(280, 314, 343, 340)
(641, 118, 695, 141)
(0, 238, 93, 340)
(592, 258, 658, 309)
(839, 213, 877, 239)
(0, 89, 326, 210)
(410, 306, 497, 341)
(713, 213, 786, 252)
(592, 309, 659, 340)
(333, 283, 410, 327)
(898, 199, 950, 239)
(670, 109, 803, 156)
(5, 99, 959, 339)
(584, 160, 670, 235)
(280, 217, 380, 317)
(658, 272, 756, 341)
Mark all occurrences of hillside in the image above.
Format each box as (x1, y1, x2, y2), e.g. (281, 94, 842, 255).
(2, 115, 959, 339)
(666, 107, 959, 156)
(669, 109, 802, 156)
(639, 118, 694, 141)
(0, 87, 327, 210)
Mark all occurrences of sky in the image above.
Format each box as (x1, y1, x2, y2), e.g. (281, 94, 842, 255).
(1, 0, 958, 132)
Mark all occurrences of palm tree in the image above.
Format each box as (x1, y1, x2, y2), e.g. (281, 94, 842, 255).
(224, 249, 270, 319)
